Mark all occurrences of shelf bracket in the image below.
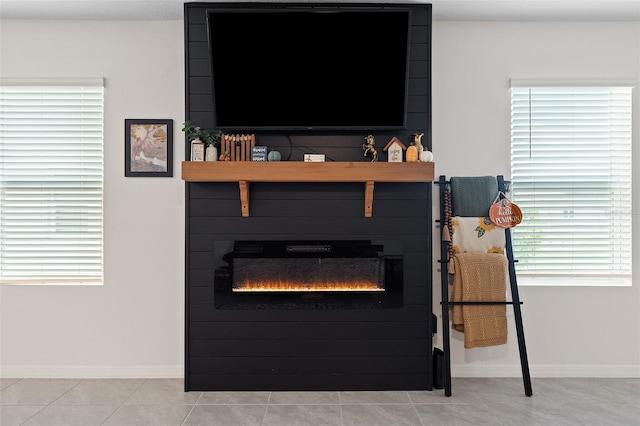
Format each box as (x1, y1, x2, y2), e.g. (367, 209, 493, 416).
(239, 180, 250, 217)
(364, 180, 375, 217)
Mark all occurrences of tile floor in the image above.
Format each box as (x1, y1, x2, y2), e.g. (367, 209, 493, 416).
(0, 377, 638, 425)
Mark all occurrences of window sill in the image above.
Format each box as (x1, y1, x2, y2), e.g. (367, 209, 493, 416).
(518, 276, 631, 287)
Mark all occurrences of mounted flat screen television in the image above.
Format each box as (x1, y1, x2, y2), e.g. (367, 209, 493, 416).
(206, 5, 411, 131)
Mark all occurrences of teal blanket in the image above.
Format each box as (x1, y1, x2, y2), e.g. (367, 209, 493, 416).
(450, 176, 498, 217)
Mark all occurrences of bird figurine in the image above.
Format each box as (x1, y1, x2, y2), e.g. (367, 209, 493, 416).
(413, 132, 424, 154)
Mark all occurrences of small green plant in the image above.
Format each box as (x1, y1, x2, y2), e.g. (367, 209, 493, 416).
(200, 128, 222, 147)
(181, 121, 221, 147)
(181, 121, 200, 141)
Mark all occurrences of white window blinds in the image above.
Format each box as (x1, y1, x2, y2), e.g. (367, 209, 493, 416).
(510, 83, 632, 286)
(0, 79, 104, 285)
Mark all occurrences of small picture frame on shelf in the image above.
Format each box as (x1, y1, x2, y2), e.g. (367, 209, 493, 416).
(125, 119, 173, 177)
(190, 140, 205, 162)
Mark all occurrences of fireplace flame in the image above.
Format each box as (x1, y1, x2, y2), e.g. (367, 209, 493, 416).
(233, 279, 384, 292)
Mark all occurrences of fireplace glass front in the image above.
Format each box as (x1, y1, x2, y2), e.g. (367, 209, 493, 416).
(213, 240, 403, 309)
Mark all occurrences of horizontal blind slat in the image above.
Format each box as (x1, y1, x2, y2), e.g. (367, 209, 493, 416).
(0, 83, 104, 284)
(510, 85, 632, 283)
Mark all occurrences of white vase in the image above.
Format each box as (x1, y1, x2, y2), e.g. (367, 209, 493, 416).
(205, 145, 218, 161)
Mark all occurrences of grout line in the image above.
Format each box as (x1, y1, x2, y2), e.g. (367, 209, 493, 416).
(408, 390, 427, 426)
(99, 378, 148, 426)
(120, 378, 147, 406)
(260, 393, 271, 426)
(98, 406, 121, 426)
(180, 391, 203, 426)
(48, 377, 83, 406)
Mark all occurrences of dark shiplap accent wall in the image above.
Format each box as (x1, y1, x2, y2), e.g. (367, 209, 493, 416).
(184, 2, 433, 391)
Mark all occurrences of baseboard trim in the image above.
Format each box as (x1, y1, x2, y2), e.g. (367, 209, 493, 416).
(452, 364, 640, 378)
(0, 365, 183, 379)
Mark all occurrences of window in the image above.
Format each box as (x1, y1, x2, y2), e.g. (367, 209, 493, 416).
(510, 81, 632, 286)
(0, 79, 104, 285)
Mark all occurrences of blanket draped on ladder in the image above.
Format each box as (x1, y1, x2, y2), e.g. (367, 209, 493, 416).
(451, 253, 508, 348)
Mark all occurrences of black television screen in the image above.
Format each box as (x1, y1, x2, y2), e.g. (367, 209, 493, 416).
(207, 6, 411, 131)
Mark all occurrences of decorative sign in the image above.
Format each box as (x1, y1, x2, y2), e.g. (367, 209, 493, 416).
(489, 196, 523, 228)
(303, 154, 325, 162)
(190, 140, 205, 162)
(251, 146, 267, 161)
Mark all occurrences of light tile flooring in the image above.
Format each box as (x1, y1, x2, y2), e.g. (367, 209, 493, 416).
(0, 377, 638, 425)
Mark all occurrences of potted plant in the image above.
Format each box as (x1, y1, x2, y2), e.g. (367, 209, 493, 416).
(181, 121, 199, 141)
(199, 128, 222, 148)
(182, 121, 221, 161)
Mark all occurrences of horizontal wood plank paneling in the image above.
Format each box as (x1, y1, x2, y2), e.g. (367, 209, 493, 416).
(188, 305, 431, 322)
(185, 2, 432, 391)
(189, 321, 430, 340)
(189, 339, 429, 357)
(189, 181, 430, 200)
(190, 356, 429, 374)
(188, 373, 429, 391)
(189, 217, 431, 236)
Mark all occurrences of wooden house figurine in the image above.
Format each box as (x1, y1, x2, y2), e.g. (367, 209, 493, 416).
(383, 137, 407, 162)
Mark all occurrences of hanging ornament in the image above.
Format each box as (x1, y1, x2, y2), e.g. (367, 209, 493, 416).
(489, 192, 523, 228)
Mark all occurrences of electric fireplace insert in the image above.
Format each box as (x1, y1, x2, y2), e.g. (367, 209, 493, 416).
(213, 240, 403, 309)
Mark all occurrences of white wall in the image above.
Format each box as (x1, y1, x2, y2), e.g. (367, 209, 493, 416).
(0, 20, 186, 377)
(0, 19, 638, 378)
(432, 21, 640, 377)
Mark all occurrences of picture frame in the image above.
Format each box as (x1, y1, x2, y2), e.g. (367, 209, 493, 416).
(125, 119, 173, 177)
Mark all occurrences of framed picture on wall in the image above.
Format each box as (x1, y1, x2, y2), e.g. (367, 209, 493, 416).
(124, 119, 173, 177)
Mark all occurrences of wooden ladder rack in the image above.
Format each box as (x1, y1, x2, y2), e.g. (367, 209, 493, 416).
(435, 175, 533, 397)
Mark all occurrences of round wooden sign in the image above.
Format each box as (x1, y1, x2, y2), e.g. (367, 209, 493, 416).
(489, 199, 523, 228)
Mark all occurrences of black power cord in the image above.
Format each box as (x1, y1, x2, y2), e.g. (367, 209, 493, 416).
(284, 135, 336, 162)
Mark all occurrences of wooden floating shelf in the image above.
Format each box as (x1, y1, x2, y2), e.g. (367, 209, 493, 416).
(181, 161, 435, 217)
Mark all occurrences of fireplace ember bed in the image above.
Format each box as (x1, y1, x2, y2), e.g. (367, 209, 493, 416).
(214, 240, 403, 309)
